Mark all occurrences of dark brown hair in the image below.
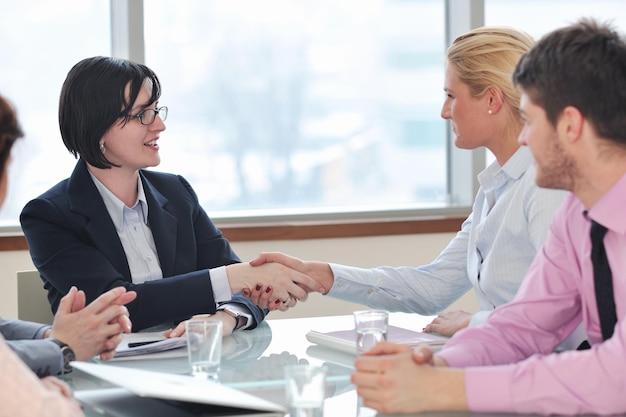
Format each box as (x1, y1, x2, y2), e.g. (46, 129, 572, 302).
(0, 94, 24, 179)
(59, 56, 161, 168)
(513, 18, 626, 144)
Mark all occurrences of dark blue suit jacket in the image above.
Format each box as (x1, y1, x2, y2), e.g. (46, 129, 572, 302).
(20, 159, 266, 331)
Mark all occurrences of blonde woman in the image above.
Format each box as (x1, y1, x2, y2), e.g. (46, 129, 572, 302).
(251, 27, 583, 347)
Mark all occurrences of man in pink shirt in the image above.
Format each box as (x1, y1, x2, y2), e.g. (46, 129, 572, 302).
(352, 18, 626, 415)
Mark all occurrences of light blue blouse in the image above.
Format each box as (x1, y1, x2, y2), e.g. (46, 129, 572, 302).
(328, 147, 569, 327)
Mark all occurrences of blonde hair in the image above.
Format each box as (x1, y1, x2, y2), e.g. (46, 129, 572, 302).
(447, 26, 534, 120)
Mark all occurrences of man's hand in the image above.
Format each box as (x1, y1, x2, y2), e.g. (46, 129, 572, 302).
(352, 341, 467, 414)
(422, 310, 472, 337)
(48, 286, 137, 361)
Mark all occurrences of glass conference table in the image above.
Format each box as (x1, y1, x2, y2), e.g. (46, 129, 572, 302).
(65, 312, 444, 416)
(64, 312, 611, 417)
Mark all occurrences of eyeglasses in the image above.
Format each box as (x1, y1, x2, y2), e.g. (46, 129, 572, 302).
(133, 106, 168, 125)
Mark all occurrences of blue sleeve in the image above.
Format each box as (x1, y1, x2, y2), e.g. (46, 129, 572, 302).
(5, 339, 63, 377)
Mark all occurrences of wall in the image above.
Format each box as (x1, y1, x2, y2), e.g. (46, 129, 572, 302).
(1, 250, 37, 318)
(0, 232, 478, 320)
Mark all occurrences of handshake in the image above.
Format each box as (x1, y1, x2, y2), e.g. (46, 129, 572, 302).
(231, 252, 334, 312)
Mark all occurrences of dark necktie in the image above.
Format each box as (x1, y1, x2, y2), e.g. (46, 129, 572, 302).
(590, 220, 618, 341)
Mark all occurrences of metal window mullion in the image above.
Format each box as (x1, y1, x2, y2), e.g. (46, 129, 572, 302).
(445, 0, 485, 206)
(110, 0, 145, 63)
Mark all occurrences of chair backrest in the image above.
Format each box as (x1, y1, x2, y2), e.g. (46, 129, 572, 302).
(17, 270, 54, 325)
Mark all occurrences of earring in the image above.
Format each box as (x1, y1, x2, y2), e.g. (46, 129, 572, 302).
(99, 143, 105, 153)
(488, 109, 493, 115)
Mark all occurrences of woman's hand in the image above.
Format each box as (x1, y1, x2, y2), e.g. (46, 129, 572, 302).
(249, 252, 335, 294)
(164, 311, 236, 339)
(240, 252, 336, 310)
(423, 310, 472, 337)
(241, 285, 297, 311)
(225, 261, 325, 307)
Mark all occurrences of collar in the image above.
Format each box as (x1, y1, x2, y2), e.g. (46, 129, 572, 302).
(587, 172, 626, 235)
(89, 172, 149, 232)
(477, 146, 533, 191)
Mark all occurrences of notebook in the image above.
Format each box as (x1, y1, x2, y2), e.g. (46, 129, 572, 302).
(306, 325, 448, 354)
(72, 362, 286, 415)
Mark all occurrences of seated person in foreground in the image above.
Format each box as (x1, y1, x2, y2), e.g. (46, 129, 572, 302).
(1, 93, 134, 416)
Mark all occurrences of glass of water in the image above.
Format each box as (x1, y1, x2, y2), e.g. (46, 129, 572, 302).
(353, 310, 389, 355)
(186, 319, 222, 381)
(285, 364, 327, 417)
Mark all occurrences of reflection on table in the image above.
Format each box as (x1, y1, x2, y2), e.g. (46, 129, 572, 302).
(66, 313, 437, 416)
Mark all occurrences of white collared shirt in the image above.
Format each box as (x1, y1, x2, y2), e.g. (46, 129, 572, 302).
(91, 174, 162, 284)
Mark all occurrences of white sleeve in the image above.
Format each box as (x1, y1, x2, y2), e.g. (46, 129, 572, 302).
(208, 265, 232, 302)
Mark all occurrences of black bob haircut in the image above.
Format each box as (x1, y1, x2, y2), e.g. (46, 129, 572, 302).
(59, 56, 161, 169)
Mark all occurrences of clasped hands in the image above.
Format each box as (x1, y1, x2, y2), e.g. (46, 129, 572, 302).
(46, 286, 137, 361)
(237, 252, 333, 312)
(351, 342, 463, 414)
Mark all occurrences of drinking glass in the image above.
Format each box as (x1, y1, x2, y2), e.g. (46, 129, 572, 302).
(353, 309, 389, 355)
(186, 319, 222, 381)
(284, 364, 327, 417)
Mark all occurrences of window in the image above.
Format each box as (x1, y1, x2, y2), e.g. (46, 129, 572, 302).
(144, 0, 449, 220)
(0, 1, 110, 226)
(0, 1, 456, 229)
(1, 0, 458, 228)
(4, 1, 621, 231)
(485, 0, 626, 38)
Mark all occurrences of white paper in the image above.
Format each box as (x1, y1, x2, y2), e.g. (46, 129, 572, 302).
(113, 332, 187, 359)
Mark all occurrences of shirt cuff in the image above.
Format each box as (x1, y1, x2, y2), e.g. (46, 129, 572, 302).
(209, 266, 232, 303)
(34, 325, 52, 340)
(42, 339, 65, 377)
(217, 304, 253, 331)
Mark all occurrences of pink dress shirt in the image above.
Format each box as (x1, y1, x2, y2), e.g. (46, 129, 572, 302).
(438, 173, 626, 415)
(0, 335, 83, 417)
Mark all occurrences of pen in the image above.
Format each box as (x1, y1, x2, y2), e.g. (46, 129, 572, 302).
(128, 340, 162, 348)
